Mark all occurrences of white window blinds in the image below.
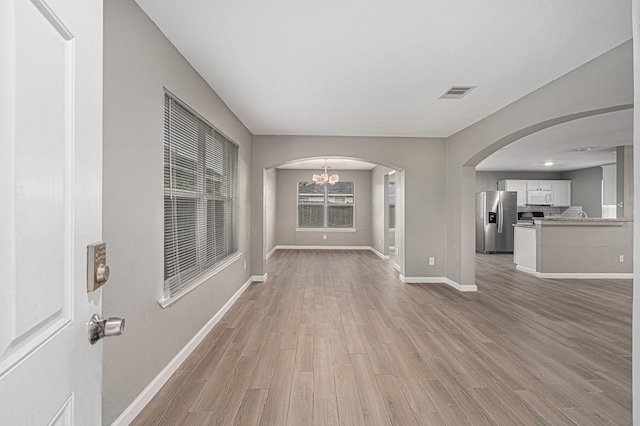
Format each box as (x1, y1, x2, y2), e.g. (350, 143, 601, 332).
(163, 93, 239, 298)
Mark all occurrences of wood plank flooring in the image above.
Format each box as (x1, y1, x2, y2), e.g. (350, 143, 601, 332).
(132, 250, 632, 425)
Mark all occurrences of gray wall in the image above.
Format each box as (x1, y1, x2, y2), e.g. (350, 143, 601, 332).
(264, 168, 277, 255)
(275, 169, 372, 246)
(632, 2, 639, 420)
(476, 171, 563, 193)
(561, 167, 603, 218)
(617, 145, 635, 218)
(446, 40, 633, 287)
(102, 0, 253, 423)
(371, 166, 394, 255)
(251, 136, 446, 279)
(537, 222, 632, 273)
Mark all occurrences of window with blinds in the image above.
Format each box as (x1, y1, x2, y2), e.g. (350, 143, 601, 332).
(297, 181, 355, 229)
(163, 92, 239, 299)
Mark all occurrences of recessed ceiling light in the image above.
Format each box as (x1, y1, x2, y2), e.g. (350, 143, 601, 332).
(544, 161, 555, 166)
(576, 147, 592, 152)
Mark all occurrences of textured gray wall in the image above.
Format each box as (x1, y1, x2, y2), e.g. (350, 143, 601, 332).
(102, 0, 253, 422)
(537, 222, 632, 273)
(561, 167, 603, 218)
(275, 169, 372, 246)
(633, 5, 640, 422)
(264, 168, 277, 255)
(617, 145, 635, 218)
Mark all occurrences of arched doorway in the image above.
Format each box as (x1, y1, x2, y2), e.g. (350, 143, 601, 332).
(452, 105, 633, 289)
(256, 154, 405, 281)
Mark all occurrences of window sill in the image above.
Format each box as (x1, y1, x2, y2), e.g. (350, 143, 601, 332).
(295, 228, 356, 232)
(157, 252, 243, 308)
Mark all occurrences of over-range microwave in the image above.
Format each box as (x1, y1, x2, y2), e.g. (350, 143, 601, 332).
(527, 190, 553, 205)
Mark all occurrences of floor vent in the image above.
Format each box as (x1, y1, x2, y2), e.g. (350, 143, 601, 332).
(439, 86, 475, 99)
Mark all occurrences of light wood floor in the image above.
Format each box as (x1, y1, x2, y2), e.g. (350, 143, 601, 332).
(132, 250, 632, 425)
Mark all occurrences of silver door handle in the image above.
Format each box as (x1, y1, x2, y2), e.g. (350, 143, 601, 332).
(497, 201, 503, 233)
(88, 314, 125, 344)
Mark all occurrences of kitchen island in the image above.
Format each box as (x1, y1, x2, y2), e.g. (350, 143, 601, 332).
(513, 218, 633, 278)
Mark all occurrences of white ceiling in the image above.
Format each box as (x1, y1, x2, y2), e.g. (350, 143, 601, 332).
(136, 0, 631, 138)
(477, 109, 633, 172)
(277, 158, 377, 171)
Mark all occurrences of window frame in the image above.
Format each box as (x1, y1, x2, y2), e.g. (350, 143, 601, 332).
(296, 180, 356, 231)
(162, 90, 240, 305)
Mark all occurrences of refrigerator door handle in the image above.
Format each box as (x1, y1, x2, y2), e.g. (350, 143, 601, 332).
(497, 200, 503, 233)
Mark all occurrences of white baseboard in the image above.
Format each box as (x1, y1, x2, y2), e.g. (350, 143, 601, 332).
(266, 246, 277, 259)
(274, 245, 372, 251)
(393, 263, 401, 272)
(370, 247, 390, 260)
(515, 265, 537, 275)
(272, 245, 393, 260)
(399, 275, 444, 284)
(399, 275, 477, 292)
(444, 278, 478, 292)
(252, 273, 268, 282)
(111, 276, 254, 426)
(517, 265, 633, 279)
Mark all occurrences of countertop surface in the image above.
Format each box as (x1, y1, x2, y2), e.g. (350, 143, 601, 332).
(514, 218, 631, 227)
(514, 223, 536, 228)
(538, 217, 631, 222)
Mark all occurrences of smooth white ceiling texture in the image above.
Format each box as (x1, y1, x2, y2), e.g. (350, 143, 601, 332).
(277, 158, 377, 171)
(477, 109, 633, 172)
(136, 0, 631, 138)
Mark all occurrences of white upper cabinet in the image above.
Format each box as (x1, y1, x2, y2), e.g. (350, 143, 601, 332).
(550, 180, 572, 206)
(497, 179, 528, 206)
(526, 180, 552, 191)
(498, 179, 571, 207)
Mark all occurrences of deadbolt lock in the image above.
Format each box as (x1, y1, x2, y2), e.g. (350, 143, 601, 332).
(88, 242, 110, 292)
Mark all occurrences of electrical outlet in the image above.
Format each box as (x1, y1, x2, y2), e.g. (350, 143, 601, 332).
(619, 255, 624, 263)
(323, 234, 327, 240)
(243, 260, 246, 269)
(429, 257, 435, 266)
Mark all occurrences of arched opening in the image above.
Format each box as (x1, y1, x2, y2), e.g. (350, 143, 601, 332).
(462, 105, 633, 286)
(260, 156, 405, 278)
(465, 106, 631, 169)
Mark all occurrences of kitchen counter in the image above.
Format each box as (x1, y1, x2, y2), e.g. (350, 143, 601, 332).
(514, 218, 630, 228)
(513, 218, 633, 278)
(536, 217, 630, 225)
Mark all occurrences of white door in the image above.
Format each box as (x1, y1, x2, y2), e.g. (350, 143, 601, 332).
(0, 0, 104, 424)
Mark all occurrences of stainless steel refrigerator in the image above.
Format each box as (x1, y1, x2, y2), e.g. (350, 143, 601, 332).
(476, 191, 517, 253)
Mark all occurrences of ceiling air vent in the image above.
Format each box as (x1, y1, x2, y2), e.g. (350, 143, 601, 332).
(439, 86, 476, 99)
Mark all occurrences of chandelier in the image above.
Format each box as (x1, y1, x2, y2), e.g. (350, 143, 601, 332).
(312, 160, 339, 185)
